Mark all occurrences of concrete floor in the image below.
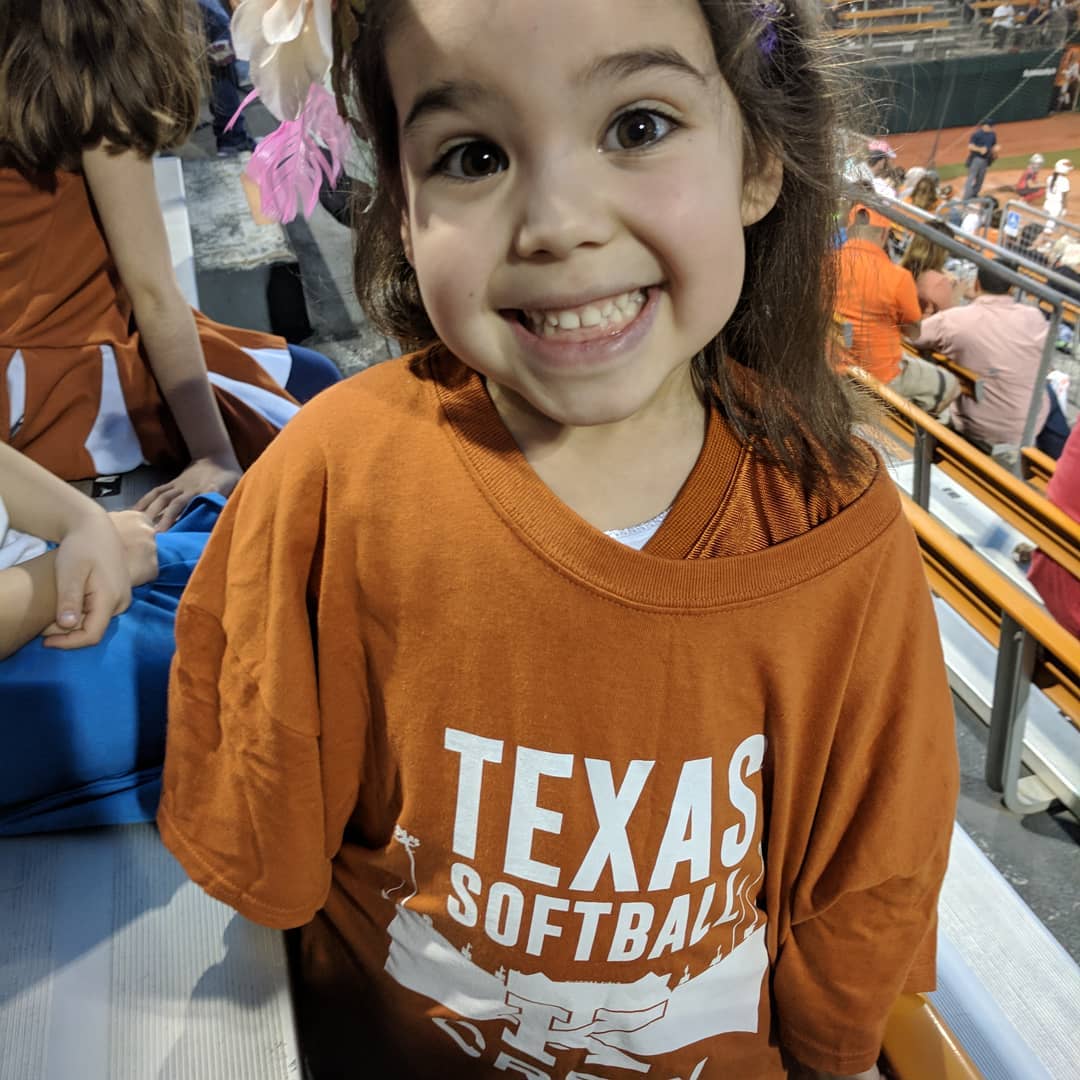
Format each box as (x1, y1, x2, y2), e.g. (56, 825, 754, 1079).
(176, 99, 395, 376)
(953, 697, 1080, 963)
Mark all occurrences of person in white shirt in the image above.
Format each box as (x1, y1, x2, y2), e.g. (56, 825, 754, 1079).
(1044, 158, 1073, 230)
(991, 2, 1016, 47)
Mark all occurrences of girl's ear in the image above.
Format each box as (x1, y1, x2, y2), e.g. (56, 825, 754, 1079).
(740, 152, 784, 227)
(400, 210, 415, 267)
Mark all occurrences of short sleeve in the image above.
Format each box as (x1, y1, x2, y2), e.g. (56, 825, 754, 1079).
(158, 413, 366, 929)
(773, 515, 960, 1074)
(0, 494, 48, 570)
(895, 267, 923, 327)
(909, 308, 950, 353)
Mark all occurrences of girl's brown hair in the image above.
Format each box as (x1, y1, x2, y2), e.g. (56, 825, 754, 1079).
(0, 0, 202, 175)
(334, 0, 870, 488)
(901, 231, 948, 279)
(910, 175, 939, 212)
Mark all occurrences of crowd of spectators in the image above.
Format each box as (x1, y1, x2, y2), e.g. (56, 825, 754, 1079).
(838, 132, 1080, 637)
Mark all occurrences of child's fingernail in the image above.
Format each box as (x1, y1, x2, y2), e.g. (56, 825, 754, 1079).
(59, 611, 78, 626)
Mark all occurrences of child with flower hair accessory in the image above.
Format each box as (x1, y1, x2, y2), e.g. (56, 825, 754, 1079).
(161, 3, 959, 1077)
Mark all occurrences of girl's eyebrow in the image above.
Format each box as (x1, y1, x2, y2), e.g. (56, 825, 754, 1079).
(579, 47, 709, 88)
(402, 47, 707, 137)
(403, 80, 490, 136)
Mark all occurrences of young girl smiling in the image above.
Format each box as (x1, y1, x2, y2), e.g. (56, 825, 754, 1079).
(160, 2, 960, 1076)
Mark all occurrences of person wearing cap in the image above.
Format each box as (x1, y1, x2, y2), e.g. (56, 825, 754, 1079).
(1016, 153, 1046, 203)
(1044, 158, 1074, 228)
(836, 206, 960, 414)
(962, 121, 998, 199)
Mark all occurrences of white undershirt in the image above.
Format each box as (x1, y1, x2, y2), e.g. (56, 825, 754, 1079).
(604, 507, 670, 551)
(0, 495, 49, 570)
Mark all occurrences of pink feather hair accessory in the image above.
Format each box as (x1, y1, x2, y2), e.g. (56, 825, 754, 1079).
(226, 0, 352, 222)
(228, 83, 351, 223)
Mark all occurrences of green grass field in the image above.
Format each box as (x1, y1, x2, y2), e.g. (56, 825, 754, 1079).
(936, 148, 1080, 182)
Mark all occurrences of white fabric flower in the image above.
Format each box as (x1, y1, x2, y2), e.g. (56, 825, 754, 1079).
(232, 0, 333, 121)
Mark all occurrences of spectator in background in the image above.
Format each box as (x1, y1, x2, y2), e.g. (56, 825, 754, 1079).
(990, 2, 1016, 47)
(1053, 242, 1080, 294)
(1028, 420, 1080, 636)
(1016, 153, 1046, 203)
(836, 206, 960, 413)
(963, 121, 998, 199)
(908, 173, 941, 213)
(901, 231, 960, 315)
(909, 264, 1049, 469)
(1048, 0, 1071, 47)
(898, 165, 926, 200)
(198, 0, 256, 157)
(1022, 0, 1051, 43)
(1043, 158, 1073, 230)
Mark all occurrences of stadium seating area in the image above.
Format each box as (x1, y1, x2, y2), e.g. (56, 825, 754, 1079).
(823, 0, 1071, 58)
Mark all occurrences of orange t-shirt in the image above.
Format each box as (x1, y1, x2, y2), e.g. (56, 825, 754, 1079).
(835, 238, 923, 383)
(159, 351, 958, 1079)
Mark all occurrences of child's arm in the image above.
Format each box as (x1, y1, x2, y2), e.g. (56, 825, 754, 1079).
(0, 444, 154, 657)
(81, 145, 242, 531)
(774, 513, 958, 1076)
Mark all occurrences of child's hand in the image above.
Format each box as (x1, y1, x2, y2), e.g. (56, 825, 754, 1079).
(135, 458, 241, 532)
(40, 510, 134, 650)
(109, 510, 160, 588)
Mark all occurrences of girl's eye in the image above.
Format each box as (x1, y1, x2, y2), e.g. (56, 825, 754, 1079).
(435, 140, 508, 180)
(604, 108, 678, 152)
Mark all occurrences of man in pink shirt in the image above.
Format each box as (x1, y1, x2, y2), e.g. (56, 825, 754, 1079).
(1029, 421, 1080, 636)
(909, 263, 1049, 467)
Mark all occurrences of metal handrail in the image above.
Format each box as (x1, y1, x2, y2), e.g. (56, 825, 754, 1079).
(1000, 198, 1080, 246)
(851, 189, 1071, 448)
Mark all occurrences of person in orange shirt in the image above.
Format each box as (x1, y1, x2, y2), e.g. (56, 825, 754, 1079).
(836, 206, 959, 413)
(160, 3, 959, 1078)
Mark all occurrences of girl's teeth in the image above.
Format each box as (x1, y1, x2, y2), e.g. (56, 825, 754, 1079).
(524, 289, 646, 336)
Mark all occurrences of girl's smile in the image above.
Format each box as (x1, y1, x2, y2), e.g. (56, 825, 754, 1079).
(503, 286, 660, 373)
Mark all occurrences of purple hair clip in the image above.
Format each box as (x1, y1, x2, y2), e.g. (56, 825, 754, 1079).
(754, 0, 784, 56)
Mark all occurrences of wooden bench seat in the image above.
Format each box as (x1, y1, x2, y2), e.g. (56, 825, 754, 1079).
(825, 19, 950, 36)
(903, 494, 1080, 813)
(861, 372, 1080, 580)
(883, 993, 982, 1080)
(1021, 445, 1056, 491)
(838, 4, 935, 20)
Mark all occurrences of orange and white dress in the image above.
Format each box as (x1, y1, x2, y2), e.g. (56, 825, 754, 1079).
(0, 168, 299, 481)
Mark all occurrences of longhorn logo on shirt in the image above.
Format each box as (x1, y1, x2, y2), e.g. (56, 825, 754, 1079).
(379, 729, 769, 1078)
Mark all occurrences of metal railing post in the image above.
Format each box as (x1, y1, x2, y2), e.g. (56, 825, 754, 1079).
(984, 615, 1050, 815)
(912, 427, 934, 508)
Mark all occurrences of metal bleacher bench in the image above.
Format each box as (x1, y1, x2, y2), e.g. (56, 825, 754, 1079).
(837, 4, 935, 22)
(824, 18, 951, 40)
(0, 156, 301, 1080)
(856, 373, 1080, 817)
(1021, 445, 1056, 492)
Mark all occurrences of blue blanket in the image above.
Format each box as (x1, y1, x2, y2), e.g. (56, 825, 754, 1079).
(0, 495, 223, 835)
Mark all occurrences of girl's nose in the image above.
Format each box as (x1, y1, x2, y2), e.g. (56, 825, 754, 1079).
(512, 159, 616, 260)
